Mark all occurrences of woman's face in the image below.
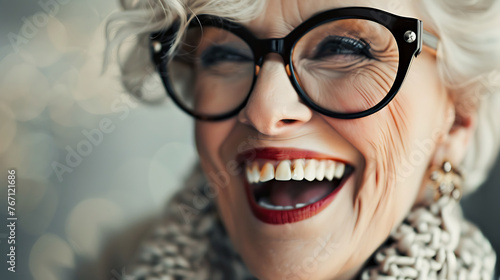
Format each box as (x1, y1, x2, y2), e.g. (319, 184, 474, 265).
(195, 0, 452, 279)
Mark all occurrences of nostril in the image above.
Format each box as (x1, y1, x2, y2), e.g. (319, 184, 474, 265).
(281, 119, 297, 124)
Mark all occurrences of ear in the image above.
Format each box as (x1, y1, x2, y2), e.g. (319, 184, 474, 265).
(415, 93, 478, 206)
(431, 97, 477, 167)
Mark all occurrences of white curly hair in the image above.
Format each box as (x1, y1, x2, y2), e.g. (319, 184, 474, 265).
(104, 0, 500, 196)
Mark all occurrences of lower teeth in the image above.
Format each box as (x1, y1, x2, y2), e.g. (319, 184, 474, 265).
(253, 175, 346, 211)
(257, 198, 309, 210)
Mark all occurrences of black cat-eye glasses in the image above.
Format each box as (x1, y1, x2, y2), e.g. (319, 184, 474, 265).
(150, 7, 438, 121)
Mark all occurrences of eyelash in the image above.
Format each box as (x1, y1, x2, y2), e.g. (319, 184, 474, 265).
(200, 45, 252, 67)
(312, 36, 375, 60)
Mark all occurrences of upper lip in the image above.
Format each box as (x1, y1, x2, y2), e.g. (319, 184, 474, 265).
(236, 147, 350, 165)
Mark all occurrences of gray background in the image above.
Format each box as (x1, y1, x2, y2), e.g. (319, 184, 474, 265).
(0, 1, 498, 279)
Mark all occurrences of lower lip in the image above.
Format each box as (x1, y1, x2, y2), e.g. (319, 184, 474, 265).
(243, 176, 350, 225)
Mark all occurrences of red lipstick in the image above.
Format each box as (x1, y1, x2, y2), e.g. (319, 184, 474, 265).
(236, 147, 347, 163)
(237, 147, 353, 225)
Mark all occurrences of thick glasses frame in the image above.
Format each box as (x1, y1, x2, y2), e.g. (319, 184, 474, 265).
(150, 7, 431, 121)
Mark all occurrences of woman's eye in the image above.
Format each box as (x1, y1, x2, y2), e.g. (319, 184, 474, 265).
(200, 45, 252, 67)
(312, 36, 374, 60)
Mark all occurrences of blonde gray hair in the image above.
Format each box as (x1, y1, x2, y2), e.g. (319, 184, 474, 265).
(105, 0, 500, 195)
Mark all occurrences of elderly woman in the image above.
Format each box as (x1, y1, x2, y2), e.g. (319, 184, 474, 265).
(105, 0, 500, 279)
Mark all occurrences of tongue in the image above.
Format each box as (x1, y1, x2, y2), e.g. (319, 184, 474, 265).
(268, 181, 333, 207)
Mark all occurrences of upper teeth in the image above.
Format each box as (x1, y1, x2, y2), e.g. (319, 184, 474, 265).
(245, 159, 346, 184)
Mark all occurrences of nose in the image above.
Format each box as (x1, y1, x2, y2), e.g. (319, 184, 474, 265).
(237, 54, 313, 136)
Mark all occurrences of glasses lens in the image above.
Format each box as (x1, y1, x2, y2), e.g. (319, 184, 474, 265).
(292, 19, 399, 114)
(166, 25, 254, 116)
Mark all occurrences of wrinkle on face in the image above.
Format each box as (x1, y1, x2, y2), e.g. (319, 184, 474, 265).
(349, 94, 413, 263)
(246, 0, 301, 38)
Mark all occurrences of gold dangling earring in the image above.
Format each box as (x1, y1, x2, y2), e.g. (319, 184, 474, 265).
(359, 161, 496, 280)
(429, 161, 463, 201)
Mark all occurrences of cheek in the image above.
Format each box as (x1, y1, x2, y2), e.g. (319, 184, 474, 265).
(195, 120, 239, 204)
(195, 121, 236, 199)
(195, 121, 232, 162)
(343, 52, 448, 174)
(321, 53, 449, 242)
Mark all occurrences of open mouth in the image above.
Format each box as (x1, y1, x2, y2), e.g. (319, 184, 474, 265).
(238, 148, 354, 224)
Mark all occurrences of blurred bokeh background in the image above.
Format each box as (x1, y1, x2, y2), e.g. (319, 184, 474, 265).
(0, 1, 498, 279)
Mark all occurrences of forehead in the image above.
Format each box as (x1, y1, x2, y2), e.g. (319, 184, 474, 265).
(243, 0, 418, 38)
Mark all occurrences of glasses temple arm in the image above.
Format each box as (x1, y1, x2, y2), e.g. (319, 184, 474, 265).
(422, 30, 439, 50)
